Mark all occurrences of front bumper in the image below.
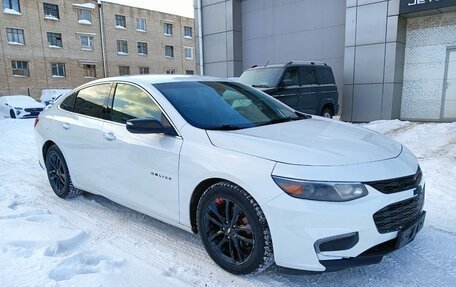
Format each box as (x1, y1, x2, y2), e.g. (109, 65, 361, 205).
(262, 183, 425, 272)
(262, 148, 425, 272)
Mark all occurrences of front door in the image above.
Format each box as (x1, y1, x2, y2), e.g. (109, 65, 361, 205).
(100, 83, 182, 222)
(442, 49, 456, 120)
(274, 67, 303, 112)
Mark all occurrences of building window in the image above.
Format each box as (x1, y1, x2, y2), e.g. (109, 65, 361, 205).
(184, 47, 193, 60)
(3, 0, 21, 14)
(43, 3, 59, 20)
(119, 66, 130, 76)
(117, 40, 128, 55)
(83, 64, 96, 78)
(186, 70, 194, 75)
(115, 14, 126, 29)
(163, 23, 173, 36)
(51, 63, 65, 77)
(184, 26, 192, 38)
(165, 68, 176, 74)
(165, 45, 174, 58)
(80, 35, 93, 49)
(11, 60, 29, 77)
(136, 18, 146, 31)
(47, 32, 62, 48)
(6, 28, 24, 45)
(139, 67, 149, 74)
(137, 42, 148, 55)
(78, 9, 91, 24)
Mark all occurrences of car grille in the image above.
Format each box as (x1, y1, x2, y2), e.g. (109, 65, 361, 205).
(365, 167, 422, 194)
(373, 190, 425, 234)
(25, 108, 44, 112)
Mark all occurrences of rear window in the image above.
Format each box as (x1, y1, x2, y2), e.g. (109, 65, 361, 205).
(73, 84, 111, 118)
(316, 66, 335, 85)
(239, 67, 283, 88)
(60, 92, 77, 112)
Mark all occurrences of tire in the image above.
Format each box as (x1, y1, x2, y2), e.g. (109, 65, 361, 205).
(44, 145, 82, 199)
(9, 110, 16, 119)
(197, 182, 274, 274)
(321, 107, 333, 118)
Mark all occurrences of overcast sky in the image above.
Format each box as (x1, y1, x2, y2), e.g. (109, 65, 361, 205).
(105, 0, 194, 18)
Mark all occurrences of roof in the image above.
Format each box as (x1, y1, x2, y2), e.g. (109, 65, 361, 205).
(89, 75, 233, 86)
(247, 61, 329, 70)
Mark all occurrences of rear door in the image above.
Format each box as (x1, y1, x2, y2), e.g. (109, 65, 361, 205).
(315, 66, 338, 113)
(56, 83, 113, 192)
(274, 66, 303, 111)
(99, 83, 182, 222)
(299, 66, 319, 114)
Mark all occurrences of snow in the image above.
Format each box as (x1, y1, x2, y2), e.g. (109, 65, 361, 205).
(7, 41, 24, 46)
(117, 52, 128, 56)
(44, 15, 59, 21)
(115, 25, 126, 29)
(48, 45, 62, 49)
(72, 3, 96, 9)
(78, 19, 92, 25)
(1, 95, 44, 108)
(3, 8, 21, 15)
(0, 119, 455, 286)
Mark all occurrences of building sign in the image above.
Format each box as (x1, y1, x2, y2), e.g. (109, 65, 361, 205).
(400, 0, 456, 14)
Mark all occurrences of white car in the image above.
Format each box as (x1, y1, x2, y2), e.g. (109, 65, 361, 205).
(0, 95, 45, 118)
(34, 76, 425, 274)
(40, 89, 72, 106)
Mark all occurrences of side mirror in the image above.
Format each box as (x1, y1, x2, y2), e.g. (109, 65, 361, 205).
(126, 118, 177, 136)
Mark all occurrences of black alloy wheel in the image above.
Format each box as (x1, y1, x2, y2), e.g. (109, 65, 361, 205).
(45, 145, 81, 199)
(197, 182, 274, 274)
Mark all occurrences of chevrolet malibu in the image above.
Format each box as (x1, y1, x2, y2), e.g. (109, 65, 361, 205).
(34, 75, 426, 274)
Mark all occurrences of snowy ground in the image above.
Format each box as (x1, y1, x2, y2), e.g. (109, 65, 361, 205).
(0, 118, 455, 287)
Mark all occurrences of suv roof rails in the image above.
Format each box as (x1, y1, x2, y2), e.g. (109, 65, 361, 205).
(285, 61, 293, 66)
(251, 64, 258, 68)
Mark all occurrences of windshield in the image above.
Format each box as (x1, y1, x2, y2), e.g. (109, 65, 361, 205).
(154, 81, 307, 130)
(239, 67, 283, 88)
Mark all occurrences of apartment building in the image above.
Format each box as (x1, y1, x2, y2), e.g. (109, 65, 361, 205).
(0, 0, 196, 98)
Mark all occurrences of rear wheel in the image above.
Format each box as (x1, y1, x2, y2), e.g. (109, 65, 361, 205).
(321, 107, 333, 118)
(197, 182, 274, 274)
(45, 145, 81, 199)
(9, 110, 16, 119)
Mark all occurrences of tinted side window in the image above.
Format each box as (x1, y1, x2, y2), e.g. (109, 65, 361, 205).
(282, 67, 300, 86)
(60, 92, 77, 112)
(110, 83, 171, 127)
(316, 67, 335, 85)
(300, 66, 317, 85)
(73, 84, 111, 118)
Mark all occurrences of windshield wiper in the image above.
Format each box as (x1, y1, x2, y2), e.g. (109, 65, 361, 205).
(206, 124, 246, 131)
(252, 84, 269, 88)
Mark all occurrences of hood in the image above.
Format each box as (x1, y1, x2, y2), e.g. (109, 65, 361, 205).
(206, 117, 402, 166)
(5, 96, 45, 109)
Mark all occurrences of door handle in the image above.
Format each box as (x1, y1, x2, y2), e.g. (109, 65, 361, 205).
(62, 123, 70, 130)
(103, 132, 116, 141)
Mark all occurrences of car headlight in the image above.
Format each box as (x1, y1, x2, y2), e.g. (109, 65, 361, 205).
(14, 107, 23, 114)
(272, 176, 368, 202)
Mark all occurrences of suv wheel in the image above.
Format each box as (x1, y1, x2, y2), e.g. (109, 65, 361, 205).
(197, 182, 274, 274)
(321, 107, 333, 118)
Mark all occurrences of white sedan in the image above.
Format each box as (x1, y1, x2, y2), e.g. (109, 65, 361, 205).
(0, 95, 45, 118)
(34, 75, 425, 274)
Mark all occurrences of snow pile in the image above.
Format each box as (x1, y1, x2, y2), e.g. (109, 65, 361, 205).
(72, 3, 96, 9)
(44, 15, 59, 21)
(0, 119, 455, 286)
(115, 25, 126, 29)
(78, 19, 92, 25)
(3, 8, 21, 15)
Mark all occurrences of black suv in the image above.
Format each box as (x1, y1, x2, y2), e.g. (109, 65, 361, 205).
(239, 61, 339, 118)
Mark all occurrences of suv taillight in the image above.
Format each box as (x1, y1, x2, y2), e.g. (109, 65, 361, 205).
(34, 117, 39, 128)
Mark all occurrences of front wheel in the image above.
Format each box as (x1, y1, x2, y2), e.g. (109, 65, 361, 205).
(197, 182, 274, 274)
(45, 145, 82, 199)
(9, 109, 16, 119)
